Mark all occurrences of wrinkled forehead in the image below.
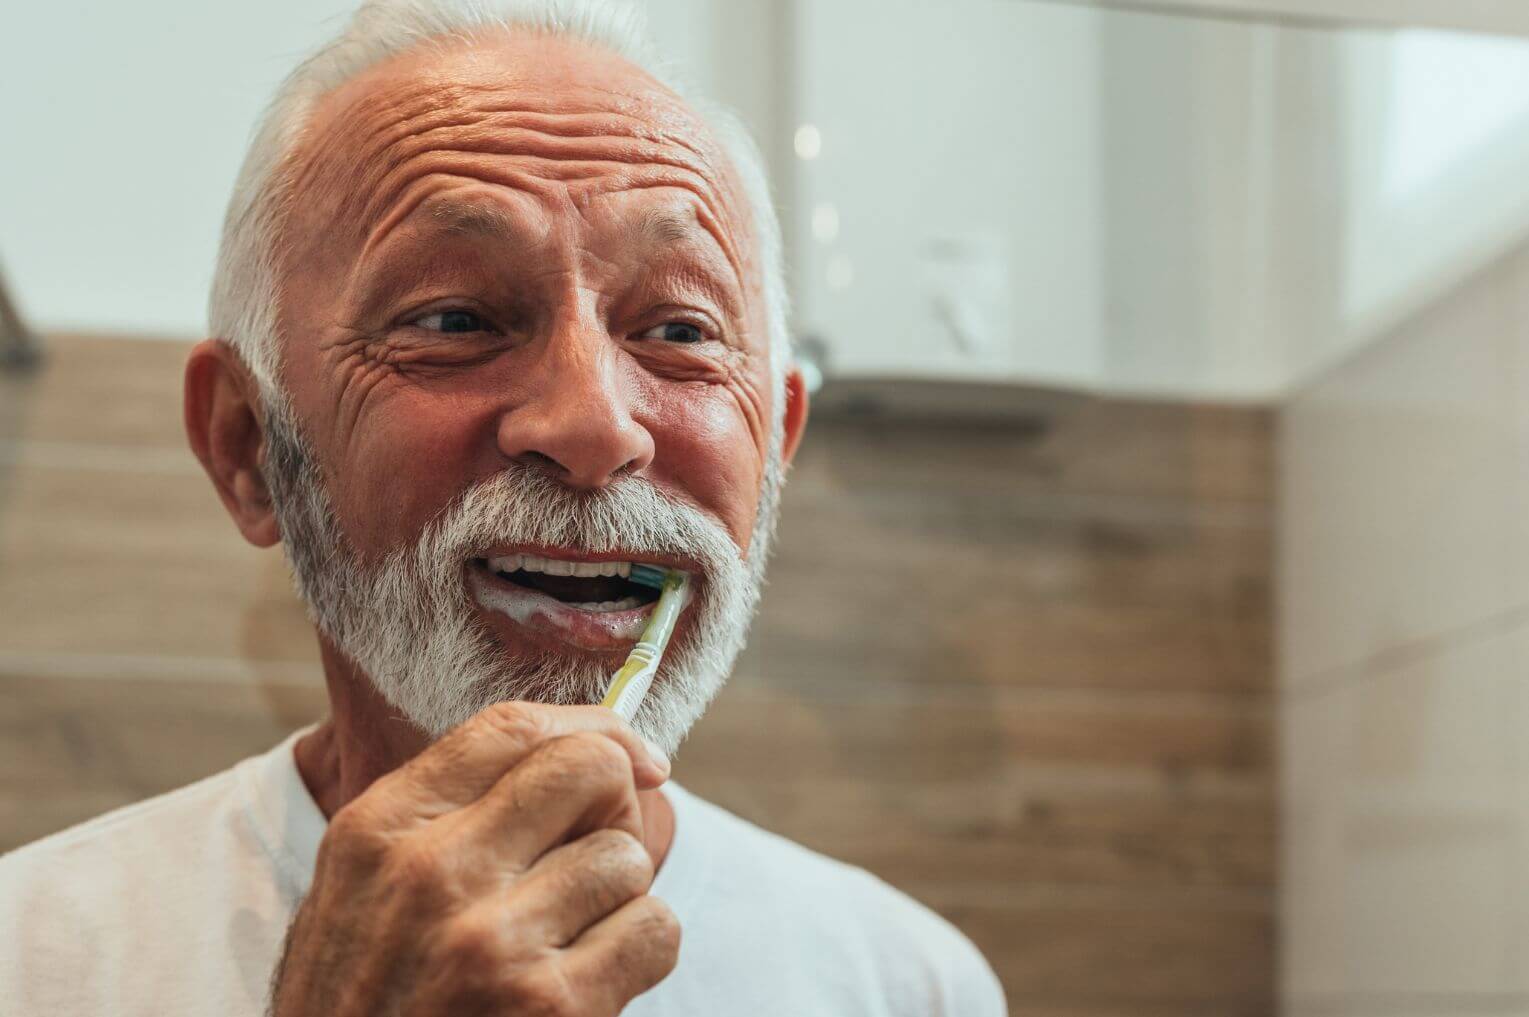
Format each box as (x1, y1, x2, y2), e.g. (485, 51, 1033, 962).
(278, 30, 757, 285)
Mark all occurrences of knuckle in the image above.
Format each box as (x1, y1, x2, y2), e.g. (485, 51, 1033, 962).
(325, 798, 366, 839)
(586, 827, 654, 888)
(502, 965, 578, 1017)
(387, 840, 448, 896)
(557, 731, 632, 785)
(321, 801, 384, 866)
(437, 910, 505, 971)
(634, 895, 682, 957)
(474, 700, 546, 746)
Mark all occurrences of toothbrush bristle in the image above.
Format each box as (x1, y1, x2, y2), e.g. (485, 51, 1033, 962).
(629, 564, 669, 589)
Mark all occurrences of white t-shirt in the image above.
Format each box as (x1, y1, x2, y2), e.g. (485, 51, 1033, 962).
(0, 727, 1006, 1015)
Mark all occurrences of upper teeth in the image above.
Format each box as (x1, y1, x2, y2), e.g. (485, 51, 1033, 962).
(486, 554, 634, 578)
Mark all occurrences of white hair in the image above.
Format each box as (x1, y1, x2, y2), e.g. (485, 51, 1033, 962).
(207, 0, 790, 401)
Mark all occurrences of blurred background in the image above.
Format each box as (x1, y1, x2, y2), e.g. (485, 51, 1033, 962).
(5, 0, 1529, 1012)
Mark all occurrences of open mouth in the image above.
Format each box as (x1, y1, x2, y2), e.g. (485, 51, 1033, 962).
(470, 553, 664, 613)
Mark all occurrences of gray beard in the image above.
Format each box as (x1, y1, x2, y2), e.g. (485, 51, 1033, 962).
(257, 387, 783, 756)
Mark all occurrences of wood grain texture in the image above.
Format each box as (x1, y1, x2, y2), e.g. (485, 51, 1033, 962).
(0, 335, 1275, 1012)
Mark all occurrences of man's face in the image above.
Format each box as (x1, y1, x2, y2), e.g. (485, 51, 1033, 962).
(261, 31, 792, 745)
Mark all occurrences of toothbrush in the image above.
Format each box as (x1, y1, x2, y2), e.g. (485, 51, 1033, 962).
(599, 565, 691, 722)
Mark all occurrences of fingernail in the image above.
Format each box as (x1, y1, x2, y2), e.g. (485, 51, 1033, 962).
(642, 737, 671, 776)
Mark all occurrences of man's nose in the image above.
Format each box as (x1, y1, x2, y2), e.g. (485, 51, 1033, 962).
(495, 334, 655, 489)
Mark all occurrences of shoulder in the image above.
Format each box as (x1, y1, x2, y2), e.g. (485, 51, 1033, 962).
(1, 728, 315, 906)
(0, 766, 251, 946)
(850, 870, 1007, 1014)
(814, 861, 1007, 1015)
(0, 765, 261, 1008)
(665, 784, 1008, 1016)
(0, 766, 244, 887)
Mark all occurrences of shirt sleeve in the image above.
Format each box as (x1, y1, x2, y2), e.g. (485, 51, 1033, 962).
(846, 868, 1009, 1017)
(911, 910, 1007, 1017)
(931, 933, 1007, 1017)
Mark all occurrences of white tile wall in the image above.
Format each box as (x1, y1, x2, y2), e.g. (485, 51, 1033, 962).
(1281, 241, 1529, 1014)
(1281, 627, 1527, 999)
(1279, 243, 1529, 692)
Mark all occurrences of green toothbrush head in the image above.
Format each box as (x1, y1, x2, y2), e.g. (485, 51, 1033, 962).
(628, 563, 671, 589)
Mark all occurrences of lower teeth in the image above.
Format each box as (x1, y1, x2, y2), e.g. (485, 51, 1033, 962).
(576, 597, 644, 613)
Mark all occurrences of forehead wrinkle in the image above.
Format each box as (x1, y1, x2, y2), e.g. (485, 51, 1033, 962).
(350, 93, 718, 175)
(354, 139, 721, 236)
(405, 83, 719, 160)
(340, 91, 728, 228)
(343, 128, 747, 292)
(347, 145, 736, 273)
(300, 64, 723, 218)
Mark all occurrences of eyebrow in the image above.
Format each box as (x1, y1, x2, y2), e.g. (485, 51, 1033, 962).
(641, 207, 702, 245)
(426, 200, 520, 240)
(420, 200, 703, 253)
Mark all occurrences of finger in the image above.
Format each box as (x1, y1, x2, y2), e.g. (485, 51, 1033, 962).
(560, 894, 682, 1012)
(369, 702, 669, 822)
(438, 731, 646, 872)
(498, 827, 654, 947)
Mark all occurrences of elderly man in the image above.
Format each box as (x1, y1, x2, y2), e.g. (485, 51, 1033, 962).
(0, 1, 1005, 1013)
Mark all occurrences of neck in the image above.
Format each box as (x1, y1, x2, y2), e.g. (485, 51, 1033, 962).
(292, 634, 676, 872)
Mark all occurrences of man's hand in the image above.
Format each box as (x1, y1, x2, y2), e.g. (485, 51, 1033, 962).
(268, 702, 680, 1016)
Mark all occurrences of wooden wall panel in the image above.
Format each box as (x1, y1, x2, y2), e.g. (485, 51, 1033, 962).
(0, 335, 1274, 1012)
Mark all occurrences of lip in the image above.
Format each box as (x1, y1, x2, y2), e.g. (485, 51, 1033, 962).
(465, 550, 687, 654)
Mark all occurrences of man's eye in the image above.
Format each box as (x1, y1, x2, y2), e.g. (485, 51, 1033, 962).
(412, 309, 490, 333)
(637, 322, 707, 344)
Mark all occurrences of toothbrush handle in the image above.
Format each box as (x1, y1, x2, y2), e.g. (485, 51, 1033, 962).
(599, 573, 690, 721)
(604, 652, 658, 722)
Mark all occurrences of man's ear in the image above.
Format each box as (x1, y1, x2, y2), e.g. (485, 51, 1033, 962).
(184, 339, 281, 548)
(781, 365, 810, 467)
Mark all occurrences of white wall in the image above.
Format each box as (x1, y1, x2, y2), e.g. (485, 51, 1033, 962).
(790, 0, 1108, 388)
(0, 1, 358, 338)
(1278, 232, 1529, 1013)
(1072, 0, 1529, 36)
(1335, 31, 1529, 350)
(1097, 11, 1288, 398)
(0, 0, 781, 341)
